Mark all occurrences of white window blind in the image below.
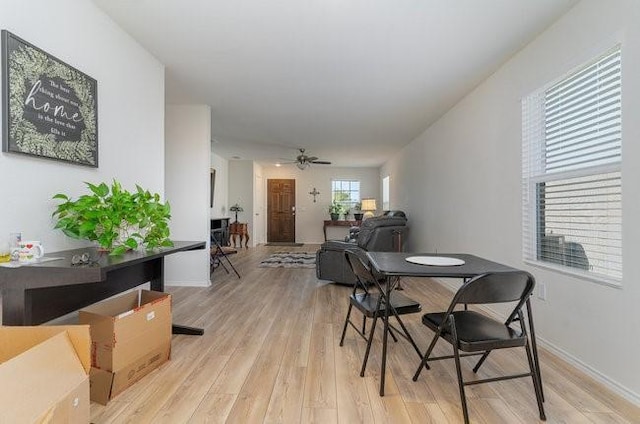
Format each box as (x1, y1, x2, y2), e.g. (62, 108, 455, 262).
(522, 46, 622, 283)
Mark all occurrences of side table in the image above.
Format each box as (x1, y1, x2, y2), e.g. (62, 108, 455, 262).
(230, 222, 250, 248)
(323, 220, 361, 241)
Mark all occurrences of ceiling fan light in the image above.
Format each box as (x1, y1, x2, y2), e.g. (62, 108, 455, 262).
(296, 162, 308, 170)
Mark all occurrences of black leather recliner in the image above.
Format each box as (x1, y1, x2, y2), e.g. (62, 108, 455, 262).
(316, 211, 408, 285)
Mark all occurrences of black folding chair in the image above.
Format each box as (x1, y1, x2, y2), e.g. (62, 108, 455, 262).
(210, 229, 240, 278)
(412, 271, 545, 423)
(339, 250, 423, 394)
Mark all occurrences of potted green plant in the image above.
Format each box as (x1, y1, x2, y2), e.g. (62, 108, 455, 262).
(52, 180, 173, 255)
(328, 201, 344, 221)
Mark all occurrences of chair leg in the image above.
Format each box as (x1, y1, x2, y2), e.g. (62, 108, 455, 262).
(389, 306, 423, 359)
(412, 330, 440, 381)
(339, 304, 354, 346)
(472, 351, 490, 373)
(452, 344, 470, 424)
(360, 293, 385, 377)
(216, 254, 230, 274)
(360, 313, 379, 377)
(449, 323, 470, 424)
(388, 325, 399, 343)
(526, 298, 545, 402)
(525, 340, 547, 421)
(220, 251, 241, 278)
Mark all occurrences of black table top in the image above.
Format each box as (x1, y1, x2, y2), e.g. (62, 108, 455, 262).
(366, 252, 519, 278)
(0, 241, 206, 286)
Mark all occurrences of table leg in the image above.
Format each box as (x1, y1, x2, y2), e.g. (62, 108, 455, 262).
(172, 325, 204, 335)
(244, 232, 250, 248)
(379, 276, 392, 396)
(1, 285, 30, 325)
(150, 257, 205, 336)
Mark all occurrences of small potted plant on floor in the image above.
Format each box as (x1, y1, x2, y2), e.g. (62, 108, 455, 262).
(329, 201, 344, 221)
(52, 180, 173, 255)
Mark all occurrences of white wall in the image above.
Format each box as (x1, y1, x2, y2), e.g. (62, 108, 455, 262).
(382, 0, 640, 403)
(262, 166, 379, 243)
(228, 160, 254, 245)
(210, 150, 229, 218)
(0, 1, 165, 253)
(164, 105, 211, 286)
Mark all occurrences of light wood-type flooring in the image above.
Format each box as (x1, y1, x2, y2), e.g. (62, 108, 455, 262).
(90, 245, 640, 423)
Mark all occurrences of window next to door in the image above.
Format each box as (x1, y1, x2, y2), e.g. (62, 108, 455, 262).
(521, 45, 622, 286)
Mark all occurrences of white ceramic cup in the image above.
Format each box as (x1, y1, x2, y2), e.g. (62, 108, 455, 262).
(18, 240, 45, 263)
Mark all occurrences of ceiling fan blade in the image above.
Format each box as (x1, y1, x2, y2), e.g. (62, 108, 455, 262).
(281, 149, 330, 167)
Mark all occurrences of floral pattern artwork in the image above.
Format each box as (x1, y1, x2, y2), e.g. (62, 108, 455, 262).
(2, 31, 98, 166)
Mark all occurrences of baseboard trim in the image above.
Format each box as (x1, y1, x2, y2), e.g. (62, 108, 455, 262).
(165, 280, 211, 288)
(535, 337, 640, 406)
(431, 277, 640, 407)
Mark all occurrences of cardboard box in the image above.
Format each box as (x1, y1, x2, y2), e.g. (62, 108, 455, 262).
(79, 290, 171, 404)
(0, 325, 91, 423)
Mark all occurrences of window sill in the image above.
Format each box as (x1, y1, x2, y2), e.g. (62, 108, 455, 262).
(523, 260, 622, 289)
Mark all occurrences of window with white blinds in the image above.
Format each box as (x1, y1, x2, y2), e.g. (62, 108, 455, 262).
(522, 46, 622, 283)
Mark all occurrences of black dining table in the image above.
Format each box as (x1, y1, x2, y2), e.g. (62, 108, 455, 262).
(365, 252, 542, 396)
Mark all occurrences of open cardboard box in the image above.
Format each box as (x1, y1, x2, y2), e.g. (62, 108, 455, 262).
(79, 290, 171, 405)
(0, 325, 91, 423)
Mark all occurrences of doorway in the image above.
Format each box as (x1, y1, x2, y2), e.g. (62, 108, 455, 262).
(253, 172, 265, 245)
(267, 179, 295, 243)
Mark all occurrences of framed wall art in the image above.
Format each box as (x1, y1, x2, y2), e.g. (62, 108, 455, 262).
(1, 30, 98, 167)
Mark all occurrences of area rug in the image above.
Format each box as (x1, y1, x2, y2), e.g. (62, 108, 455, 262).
(263, 242, 305, 247)
(259, 251, 316, 268)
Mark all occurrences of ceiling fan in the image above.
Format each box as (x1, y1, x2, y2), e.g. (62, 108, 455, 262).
(282, 148, 332, 170)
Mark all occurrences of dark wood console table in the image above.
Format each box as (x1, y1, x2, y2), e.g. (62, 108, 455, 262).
(229, 222, 249, 248)
(0, 240, 206, 335)
(323, 220, 361, 241)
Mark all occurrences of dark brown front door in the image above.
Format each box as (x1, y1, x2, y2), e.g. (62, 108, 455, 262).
(267, 179, 295, 243)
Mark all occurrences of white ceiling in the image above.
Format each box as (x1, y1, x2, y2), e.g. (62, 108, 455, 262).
(93, 0, 578, 167)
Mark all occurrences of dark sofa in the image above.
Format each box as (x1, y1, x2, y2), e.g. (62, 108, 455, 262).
(316, 211, 408, 285)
